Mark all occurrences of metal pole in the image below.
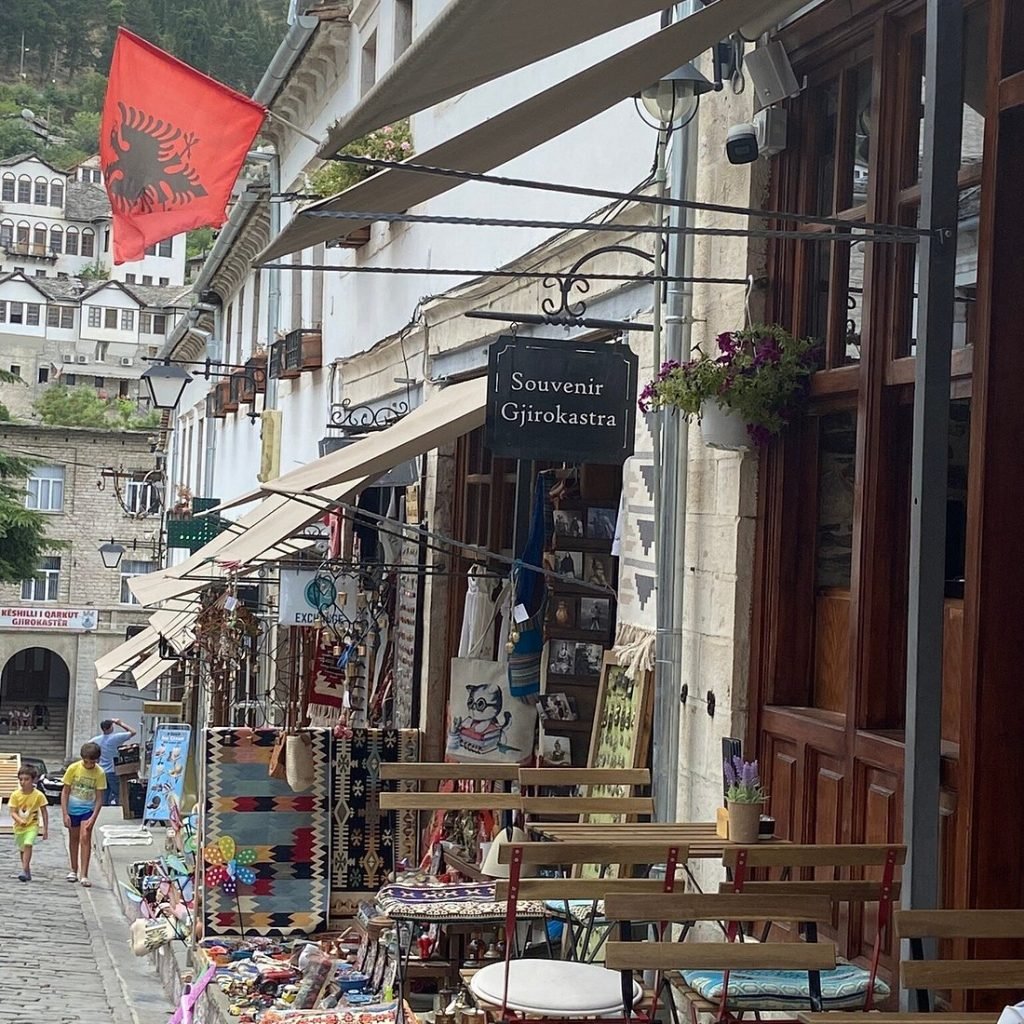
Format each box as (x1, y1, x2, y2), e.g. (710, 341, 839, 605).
(901, 0, 963, 1002)
(649, 127, 670, 820)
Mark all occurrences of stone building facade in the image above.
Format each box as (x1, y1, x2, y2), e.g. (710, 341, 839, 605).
(0, 423, 161, 759)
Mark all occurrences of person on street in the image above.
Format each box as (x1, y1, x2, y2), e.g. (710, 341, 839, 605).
(9, 764, 48, 882)
(61, 741, 106, 887)
(90, 717, 136, 806)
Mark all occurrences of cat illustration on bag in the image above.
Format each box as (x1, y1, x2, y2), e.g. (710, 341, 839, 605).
(448, 682, 519, 756)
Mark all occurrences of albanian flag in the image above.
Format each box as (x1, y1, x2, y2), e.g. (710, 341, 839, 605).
(100, 29, 267, 264)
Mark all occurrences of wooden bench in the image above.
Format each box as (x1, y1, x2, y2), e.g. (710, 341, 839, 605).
(797, 908, 1024, 1024)
(605, 892, 839, 1021)
(518, 768, 653, 821)
(379, 762, 520, 811)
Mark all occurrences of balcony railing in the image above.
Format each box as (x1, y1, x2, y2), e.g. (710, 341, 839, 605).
(2, 241, 59, 262)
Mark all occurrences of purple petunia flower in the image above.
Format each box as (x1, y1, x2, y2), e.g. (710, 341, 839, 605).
(717, 331, 738, 357)
(747, 424, 773, 447)
(753, 336, 782, 367)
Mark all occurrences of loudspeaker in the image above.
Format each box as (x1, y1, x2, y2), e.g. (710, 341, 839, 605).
(745, 40, 801, 111)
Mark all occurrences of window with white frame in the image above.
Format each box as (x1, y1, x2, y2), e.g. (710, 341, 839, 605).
(50, 180, 63, 207)
(1, 175, 13, 203)
(9, 301, 23, 324)
(119, 559, 155, 604)
(121, 309, 134, 330)
(158, 239, 172, 257)
(46, 305, 74, 329)
(26, 465, 64, 512)
(21, 556, 61, 601)
(124, 477, 160, 515)
(87, 306, 101, 328)
(81, 229, 95, 257)
(25, 303, 39, 326)
(104, 308, 117, 329)
(49, 225, 62, 253)
(33, 178, 47, 204)
(0, 221, 12, 247)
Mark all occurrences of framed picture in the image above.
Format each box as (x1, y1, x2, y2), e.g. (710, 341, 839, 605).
(574, 641, 604, 677)
(584, 553, 613, 588)
(553, 509, 585, 540)
(549, 596, 577, 630)
(555, 550, 584, 580)
(586, 507, 617, 540)
(579, 597, 611, 633)
(540, 733, 572, 766)
(548, 641, 576, 676)
(536, 692, 578, 722)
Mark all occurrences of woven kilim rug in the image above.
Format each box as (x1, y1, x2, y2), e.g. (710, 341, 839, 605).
(331, 729, 419, 895)
(203, 728, 331, 936)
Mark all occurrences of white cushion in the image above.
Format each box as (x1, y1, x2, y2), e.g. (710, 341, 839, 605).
(470, 960, 642, 1017)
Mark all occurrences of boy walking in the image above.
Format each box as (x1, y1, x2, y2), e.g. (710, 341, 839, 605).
(9, 765, 49, 881)
(61, 741, 106, 887)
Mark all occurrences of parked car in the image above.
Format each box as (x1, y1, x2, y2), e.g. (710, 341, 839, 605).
(32, 758, 68, 804)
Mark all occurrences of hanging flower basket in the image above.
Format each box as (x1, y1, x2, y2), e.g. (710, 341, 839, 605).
(699, 401, 752, 451)
(639, 324, 818, 449)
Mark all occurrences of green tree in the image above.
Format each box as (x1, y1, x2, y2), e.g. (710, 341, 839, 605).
(69, 110, 100, 153)
(0, 370, 50, 583)
(34, 383, 159, 429)
(0, 119, 38, 159)
(186, 227, 215, 260)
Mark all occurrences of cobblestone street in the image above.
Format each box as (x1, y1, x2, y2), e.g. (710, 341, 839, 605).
(0, 829, 173, 1024)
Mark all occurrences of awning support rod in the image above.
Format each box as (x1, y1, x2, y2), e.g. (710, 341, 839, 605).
(324, 152, 933, 238)
(261, 263, 749, 286)
(304, 208, 922, 244)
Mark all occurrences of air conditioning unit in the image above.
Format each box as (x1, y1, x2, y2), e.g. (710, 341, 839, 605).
(61, 354, 74, 364)
(119, 356, 133, 367)
(76, 354, 88, 364)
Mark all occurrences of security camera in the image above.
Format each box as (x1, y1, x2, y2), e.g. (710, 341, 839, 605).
(726, 123, 759, 165)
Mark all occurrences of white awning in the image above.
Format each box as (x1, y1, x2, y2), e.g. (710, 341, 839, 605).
(94, 603, 197, 690)
(259, 0, 809, 263)
(320, 0, 675, 156)
(131, 652, 178, 691)
(266, 377, 486, 496)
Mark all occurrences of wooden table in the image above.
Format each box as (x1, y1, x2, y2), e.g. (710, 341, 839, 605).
(527, 821, 785, 861)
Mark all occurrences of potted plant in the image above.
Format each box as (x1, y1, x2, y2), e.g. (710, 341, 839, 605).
(723, 756, 766, 844)
(639, 325, 817, 449)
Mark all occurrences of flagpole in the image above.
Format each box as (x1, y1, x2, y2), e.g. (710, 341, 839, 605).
(264, 109, 322, 147)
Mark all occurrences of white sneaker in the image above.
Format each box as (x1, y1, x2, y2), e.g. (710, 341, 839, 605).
(66, 871, 78, 882)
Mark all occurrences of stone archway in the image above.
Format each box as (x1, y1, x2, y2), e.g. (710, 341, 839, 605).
(0, 647, 71, 755)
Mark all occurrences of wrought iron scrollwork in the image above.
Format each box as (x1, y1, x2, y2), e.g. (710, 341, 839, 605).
(539, 245, 657, 324)
(327, 398, 410, 435)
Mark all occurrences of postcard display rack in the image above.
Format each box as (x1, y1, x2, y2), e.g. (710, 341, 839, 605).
(541, 502, 619, 767)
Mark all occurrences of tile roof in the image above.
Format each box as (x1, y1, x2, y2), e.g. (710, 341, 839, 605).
(120, 282, 193, 308)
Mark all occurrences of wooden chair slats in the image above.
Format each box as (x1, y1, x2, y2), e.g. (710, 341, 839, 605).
(378, 763, 519, 781)
(604, 892, 834, 924)
(605, 939, 838, 973)
(722, 843, 907, 869)
(901, 960, 1024, 990)
(719, 879, 903, 901)
(519, 768, 651, 787)
(896, 908, 1024, 939)
(494, 877, 671, 900)
(378, 792, 522, 811)
(520, 796, 654, 816)
(496, 841, 685, 866)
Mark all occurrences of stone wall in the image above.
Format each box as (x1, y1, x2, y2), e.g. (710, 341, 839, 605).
(0, 424, 156, 755)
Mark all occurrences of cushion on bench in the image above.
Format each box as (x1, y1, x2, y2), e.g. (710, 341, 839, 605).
(681, 962, 890, 1011)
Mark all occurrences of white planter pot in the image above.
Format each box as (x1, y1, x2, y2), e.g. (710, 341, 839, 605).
(699, 401, 751, 451)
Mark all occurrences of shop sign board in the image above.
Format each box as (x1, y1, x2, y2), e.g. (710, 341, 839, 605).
(486, 335, 638, 463)
(0, 607, 98, 631)
(278, 569, 359, 628)
(143, 722, 191, 823)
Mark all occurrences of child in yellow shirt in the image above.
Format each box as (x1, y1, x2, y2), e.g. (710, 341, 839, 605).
(9, 765, 49, 882)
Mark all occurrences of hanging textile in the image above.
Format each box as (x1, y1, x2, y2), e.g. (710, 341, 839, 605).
(459, 564, 497, 658)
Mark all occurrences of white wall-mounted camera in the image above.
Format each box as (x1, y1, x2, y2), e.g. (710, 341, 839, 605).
(726, 123, 759, 165)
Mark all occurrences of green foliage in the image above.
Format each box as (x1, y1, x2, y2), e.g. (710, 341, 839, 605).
(0, 118, 38, 159)
(80, 261, 110, 281)
(33, 383, 160, 430)
(0, 403, 11, 422)
(640, 325, 817, 444)
(69, 110, 101, 153)
(186, 227, 215, 260)
(309, 120, 414, 199)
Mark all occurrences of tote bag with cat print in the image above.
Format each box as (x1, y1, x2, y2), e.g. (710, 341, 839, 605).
(445, 656, 537, 764)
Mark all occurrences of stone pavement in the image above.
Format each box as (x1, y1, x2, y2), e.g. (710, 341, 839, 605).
(0, 825, 174, 1024)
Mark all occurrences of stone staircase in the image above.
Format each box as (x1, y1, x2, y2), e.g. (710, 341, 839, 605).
(0, 705, 68, 769)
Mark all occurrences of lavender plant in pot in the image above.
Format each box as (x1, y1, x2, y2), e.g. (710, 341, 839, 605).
(724, 756, 767, 844)
(639, 325, 817, 450)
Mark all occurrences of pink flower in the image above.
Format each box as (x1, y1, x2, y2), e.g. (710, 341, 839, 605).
(383, 125, 394, 135)
(400, 141, 411, 152)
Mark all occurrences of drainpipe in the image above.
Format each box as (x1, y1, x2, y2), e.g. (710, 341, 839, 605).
(203, 307, 222, 495)
(652, 3, 699, 824)
(245, 151, 282, 408)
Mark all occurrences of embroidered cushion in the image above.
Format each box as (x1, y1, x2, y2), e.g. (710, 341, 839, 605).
(376, 881, 549, 921)
(680, 963, 890, 1011)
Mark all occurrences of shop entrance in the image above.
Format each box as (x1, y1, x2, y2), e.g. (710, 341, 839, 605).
(0, 647, 71, 760)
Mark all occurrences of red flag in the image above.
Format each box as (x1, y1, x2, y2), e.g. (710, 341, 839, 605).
(100, 28, 266, 264)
